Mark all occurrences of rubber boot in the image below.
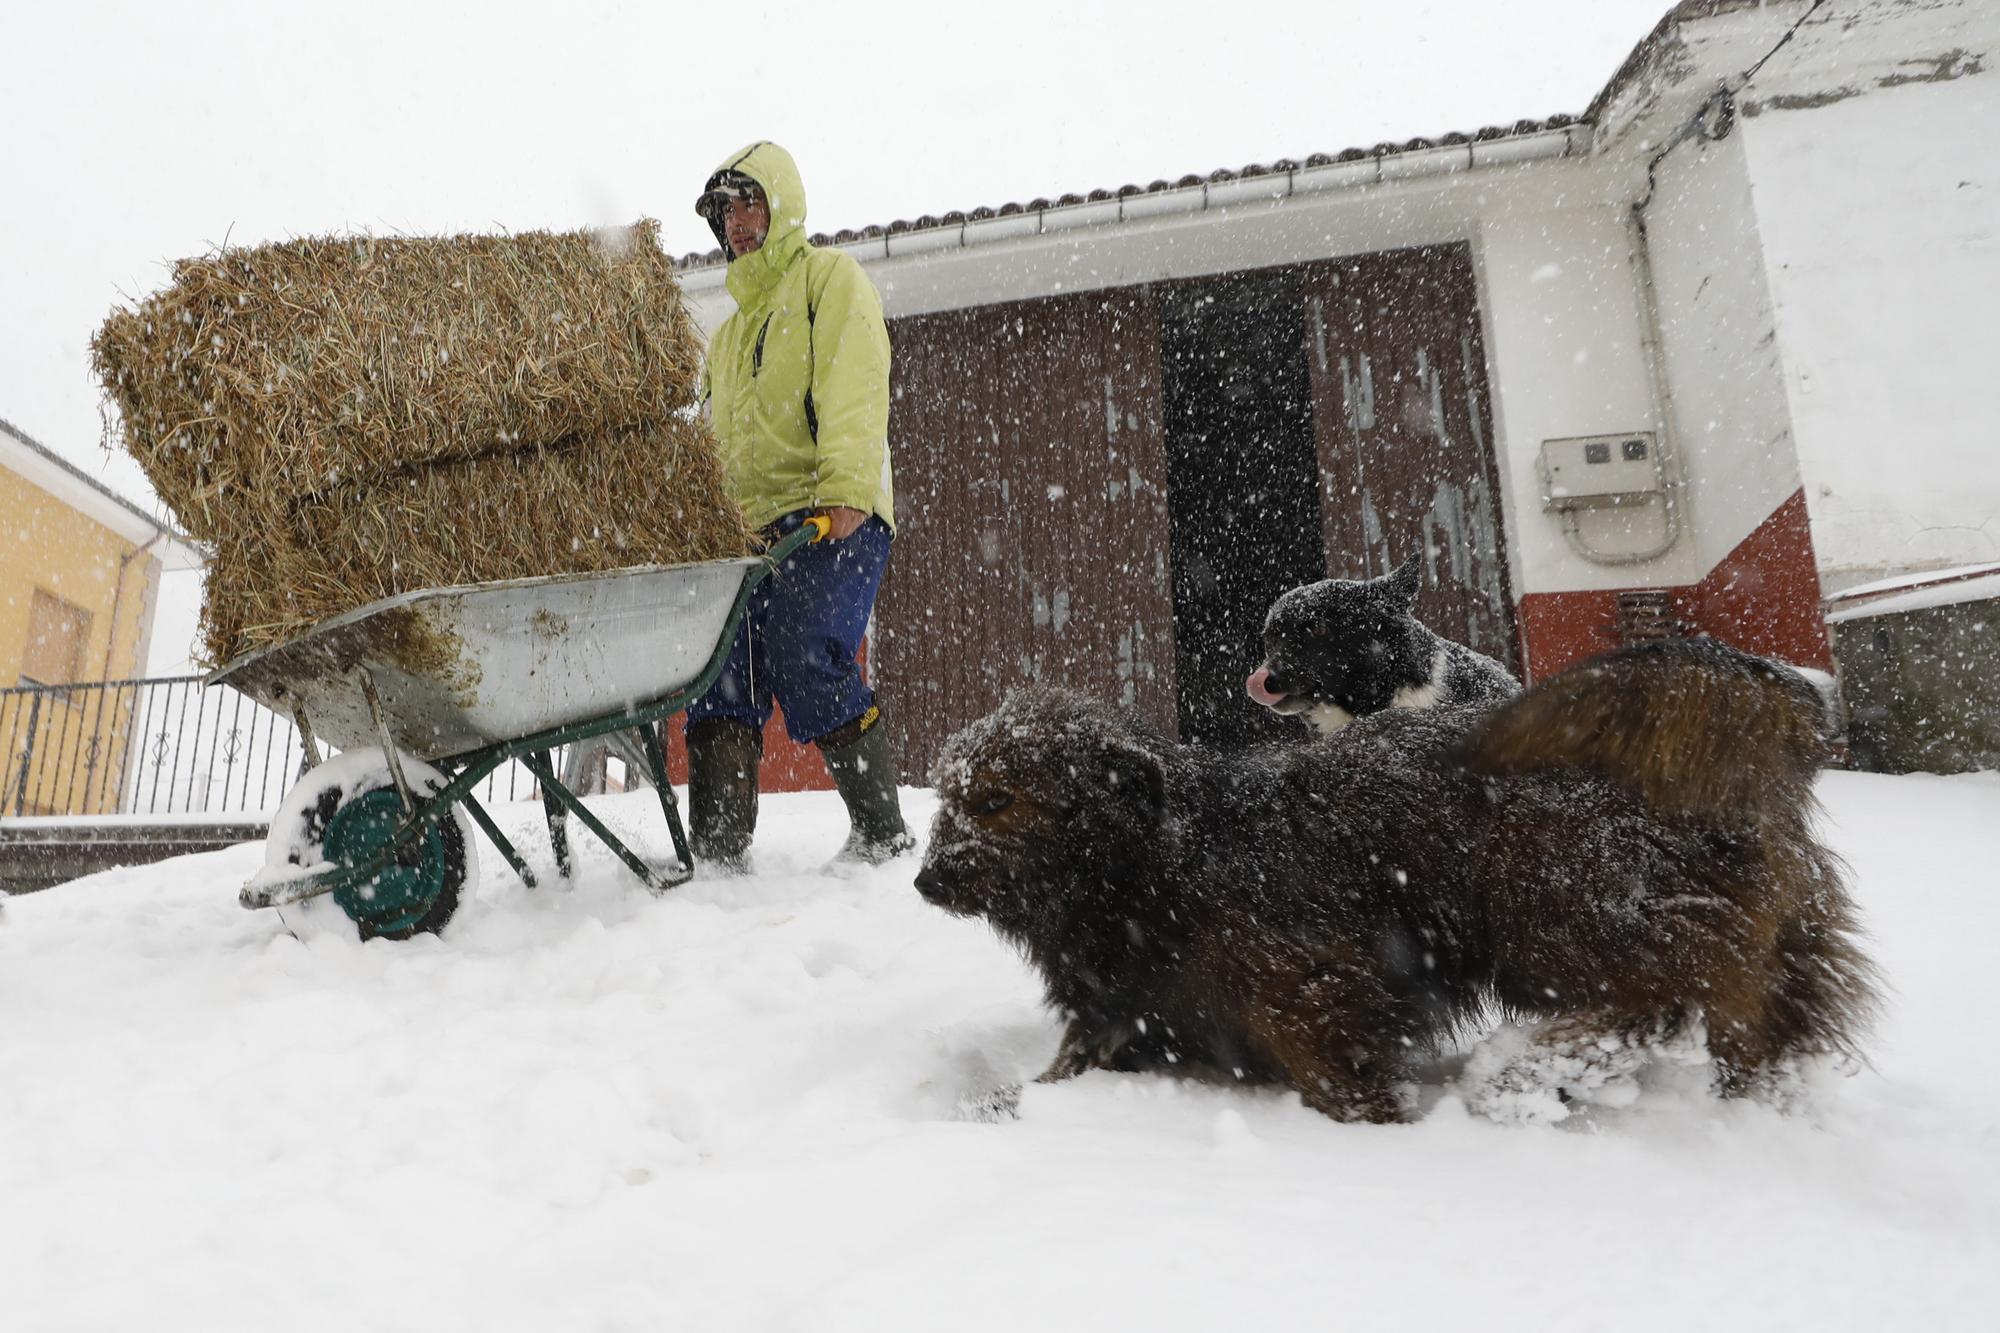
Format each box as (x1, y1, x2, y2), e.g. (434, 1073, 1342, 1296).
(687, 719, 762, 874)
(819, 710, 916, 866)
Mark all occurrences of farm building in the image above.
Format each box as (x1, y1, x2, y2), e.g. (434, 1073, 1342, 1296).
(2, 416, 198, 815)
(676, 0, 1997, 779)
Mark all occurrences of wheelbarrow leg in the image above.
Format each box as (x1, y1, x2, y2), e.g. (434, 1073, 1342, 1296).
(458, 791, 539, 890)
(521, 750, 685, 893)
(635, 723, 692, 877)
(538, 751, 575, 880)
(356, 668, 416, 815)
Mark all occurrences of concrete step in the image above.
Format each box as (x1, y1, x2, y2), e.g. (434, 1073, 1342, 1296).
(0, 820, 268, 895)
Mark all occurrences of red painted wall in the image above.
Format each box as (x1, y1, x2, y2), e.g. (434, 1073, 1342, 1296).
(657, 703, 831, 793)
(654, 640, 872, 792)
(1516, 489, 1831, 682)
(684, 493, 1827, 786)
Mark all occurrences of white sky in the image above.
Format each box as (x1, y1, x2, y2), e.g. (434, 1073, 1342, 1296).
(1, 0, 1673, 514)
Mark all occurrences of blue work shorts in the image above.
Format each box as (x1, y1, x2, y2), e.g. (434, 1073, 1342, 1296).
(684, 510, 893, 745)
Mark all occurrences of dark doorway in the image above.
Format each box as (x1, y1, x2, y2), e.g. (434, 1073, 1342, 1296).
(1159, 269, 1326, 748)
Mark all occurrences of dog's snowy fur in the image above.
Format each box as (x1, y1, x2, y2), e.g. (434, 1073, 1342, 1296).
(917, 639, 1876, 1124)
(1247, 554, 1518, 734)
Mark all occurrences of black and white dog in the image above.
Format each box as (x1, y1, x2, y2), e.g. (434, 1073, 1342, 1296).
(1246, 554, 1518, 734)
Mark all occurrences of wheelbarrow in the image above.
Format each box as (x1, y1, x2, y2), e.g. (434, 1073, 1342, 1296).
(211, 519, 826, 940)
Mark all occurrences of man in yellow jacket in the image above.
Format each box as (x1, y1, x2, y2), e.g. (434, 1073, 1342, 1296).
(688, 141, 913, 870)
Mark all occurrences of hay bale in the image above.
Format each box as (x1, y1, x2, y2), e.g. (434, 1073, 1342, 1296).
(92, 219, 703, 527)
(95, 219, 756, 669)
(195, 416, 755, 667)
(192, 537, 269, 670)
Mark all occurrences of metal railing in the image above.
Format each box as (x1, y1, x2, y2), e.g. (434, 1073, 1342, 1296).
(1, 676, 304, 818)
(1, 677, 625, 820)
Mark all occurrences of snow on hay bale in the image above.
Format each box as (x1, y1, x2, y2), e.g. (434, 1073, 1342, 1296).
(91, 220, 755, 667)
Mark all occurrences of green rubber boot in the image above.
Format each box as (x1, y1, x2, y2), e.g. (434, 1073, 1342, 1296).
(687, 719, 762, 874)
(819, 708, 916, 866)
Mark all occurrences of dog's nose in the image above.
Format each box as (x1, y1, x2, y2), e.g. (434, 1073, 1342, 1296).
(1246, 666, 1288, 706)
(913, 865, 944, 900)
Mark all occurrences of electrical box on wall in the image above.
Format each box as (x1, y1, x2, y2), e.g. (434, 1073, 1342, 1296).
(1539, 433, 1662, 510)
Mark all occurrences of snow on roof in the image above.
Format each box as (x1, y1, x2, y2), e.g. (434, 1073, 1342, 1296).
(1827, 562, 2000, 605)
(1825, 566, 2000, 624)
(1582, 0, 1776, 125)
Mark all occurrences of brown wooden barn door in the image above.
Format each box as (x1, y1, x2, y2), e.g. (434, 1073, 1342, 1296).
(1302, 244, 1518, 668)
(879, 291, 1175, 779)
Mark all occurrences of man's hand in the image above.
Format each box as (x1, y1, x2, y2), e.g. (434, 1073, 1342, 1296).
(817, 506, 870, 541)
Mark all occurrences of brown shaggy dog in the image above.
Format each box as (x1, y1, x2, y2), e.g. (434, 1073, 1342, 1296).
(914, 639, 1876, 1123)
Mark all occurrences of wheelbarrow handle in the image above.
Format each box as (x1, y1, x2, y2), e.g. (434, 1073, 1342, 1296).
(757, 513, 832, 565)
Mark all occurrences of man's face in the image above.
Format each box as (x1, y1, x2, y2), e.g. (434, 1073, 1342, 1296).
(724, 192, 770, 258)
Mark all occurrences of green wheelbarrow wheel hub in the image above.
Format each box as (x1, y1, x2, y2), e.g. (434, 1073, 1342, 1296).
(325, 788, 450, 936)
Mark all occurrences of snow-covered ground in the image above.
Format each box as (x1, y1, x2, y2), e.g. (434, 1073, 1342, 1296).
(5, 769, 1999, 1331)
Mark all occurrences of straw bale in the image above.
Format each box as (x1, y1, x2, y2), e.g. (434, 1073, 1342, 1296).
(195, 416, 755, 668)
(92, 219, 703, 531)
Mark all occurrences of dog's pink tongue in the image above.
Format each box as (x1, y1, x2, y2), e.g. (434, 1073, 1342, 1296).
(1245, 666, 1285, 707)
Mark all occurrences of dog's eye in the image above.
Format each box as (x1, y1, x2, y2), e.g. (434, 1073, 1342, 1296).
(968, 789, 1014, 818)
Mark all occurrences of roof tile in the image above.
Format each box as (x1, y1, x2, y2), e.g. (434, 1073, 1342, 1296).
(672, 114, 1577, 271)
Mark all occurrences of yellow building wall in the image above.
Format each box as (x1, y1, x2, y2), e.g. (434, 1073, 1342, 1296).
(1, 464, 162, 815)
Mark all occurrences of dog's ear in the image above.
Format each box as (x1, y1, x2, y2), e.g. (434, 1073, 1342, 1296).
(1385, 552, 1423, 606)
(1099, 741, 1167, 830)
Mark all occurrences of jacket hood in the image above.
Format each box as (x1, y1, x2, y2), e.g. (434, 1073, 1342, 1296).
(703, 141, 810, 305)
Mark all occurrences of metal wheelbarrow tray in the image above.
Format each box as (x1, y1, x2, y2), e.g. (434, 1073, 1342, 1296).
(212, 522, 819, 938)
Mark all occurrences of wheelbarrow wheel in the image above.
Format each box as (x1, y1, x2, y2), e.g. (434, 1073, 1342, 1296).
(323, 785, 471, 941)
(268, 750, 478, 941)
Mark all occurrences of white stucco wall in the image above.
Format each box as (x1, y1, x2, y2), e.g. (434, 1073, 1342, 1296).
(1743, 70, 2000, 592)
(1638, 124, 1808, 579)
(1472, 197, 1705, 593)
